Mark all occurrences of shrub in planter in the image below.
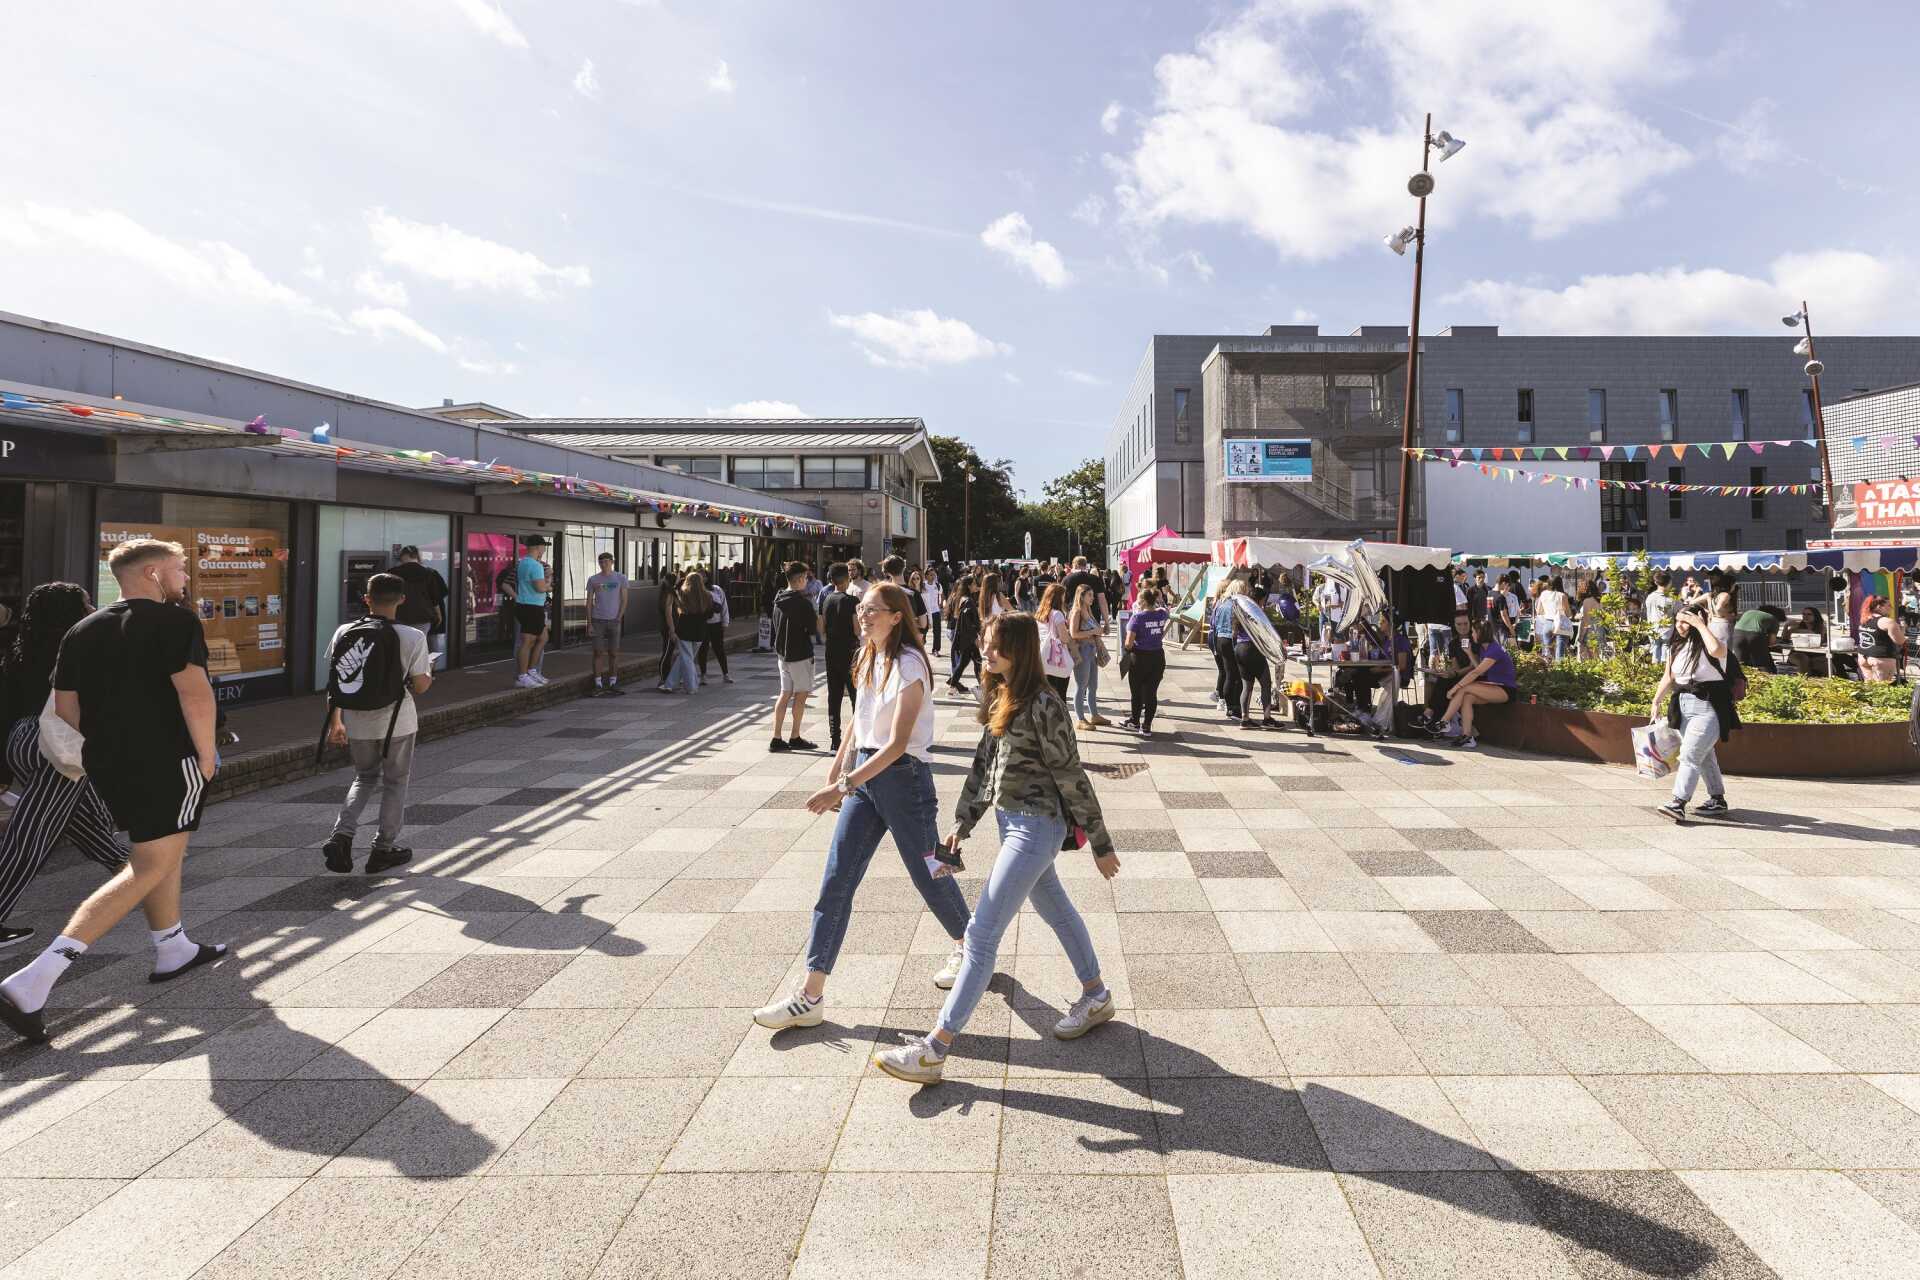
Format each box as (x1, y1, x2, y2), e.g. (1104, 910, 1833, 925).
(1512, 650, 1909, 724)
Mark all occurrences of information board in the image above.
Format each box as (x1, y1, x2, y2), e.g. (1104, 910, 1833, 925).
(1223, 439, 1313, 483)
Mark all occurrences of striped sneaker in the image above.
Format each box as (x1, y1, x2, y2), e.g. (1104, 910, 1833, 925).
(753, 987, 825, 1030)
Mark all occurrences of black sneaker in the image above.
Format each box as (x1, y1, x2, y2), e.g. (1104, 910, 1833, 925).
(1656, 801, 1688, 824)
(1694, 797, 1731, 819)
(1120, 719, 1140, 733)
(605, 684, 628, 697)
(583, 685, 605, 698)
(0, 923, 34, 950)
(366, 845, 413, 875)
(788, 737, 820, 752)
(769, 738, 792, 753)
(829, 737, 842, 753)
(322, 832, 354, 874)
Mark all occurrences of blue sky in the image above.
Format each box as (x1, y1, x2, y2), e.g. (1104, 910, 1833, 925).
(8, 1, 1914, 491)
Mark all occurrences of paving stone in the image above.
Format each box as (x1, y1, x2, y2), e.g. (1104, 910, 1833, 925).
(1165, 1171, 1381, 1280)
(1296, 1076, 1496, 1172)
(5, 1176, 303, 1280)
(988, 1174, 1181, 1279)
(1507, 1005, 1706, 1074)
(0, 1179, 126, 1270)
(1511, 1169, 1782, 1280)
(149, 1078, 411, 1177)
(662, 1076, 857, 1172)
(1340, 1171, 1580, 1279)
(1349, 849, 1453, 876)
(323, 1076, 567, 1177)
(396, 954, 574, 1008)
(493, 1077, 709, 1174)
(591, 1171, 821, 1279)
(1438, 1076, 1657, 1171)
(395, 1175, 646, 1280)
(1126, 954, 1255, 1007)
(1681, 1170, 1920, 1280)
(1408, 910, 1552, 955)
(1387, 1006, 1564, 1074)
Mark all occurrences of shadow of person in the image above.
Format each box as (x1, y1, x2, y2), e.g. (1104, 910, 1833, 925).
(1709, 808, 1919, 848)
(885, 981, 1726, 1278)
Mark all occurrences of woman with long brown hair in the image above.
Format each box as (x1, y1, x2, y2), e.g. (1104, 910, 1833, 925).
(754, 583, 973, 1031)
(662, 571, 709, 693)
(872, 610, 1118, 1084)
(1036, 582, 1074, 698)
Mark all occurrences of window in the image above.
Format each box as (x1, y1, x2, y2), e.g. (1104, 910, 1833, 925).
(654, 455, 723, 480)
(1723, 528, 1743, 551)
(1444, 389, 1464, 443)
(1801, 388, 1817, 438)
(1668, 466, 1685, 521)
(1786, 527, 1804, 548)
(1587, 389, 1607, 443)
(1600, 462, 1647, 535)
(1658, 389, 1678, 442)
(732, 456, 797, 489)
(802, 456, 868, 489)
(1516, 388, 1534, 443)
(1750, 466, 1766, 522)
(1729, 389, 1749, 440)
(1173, 388, 1191, 444)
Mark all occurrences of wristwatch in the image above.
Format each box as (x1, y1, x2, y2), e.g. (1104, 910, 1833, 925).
(836, 774, 855, 796)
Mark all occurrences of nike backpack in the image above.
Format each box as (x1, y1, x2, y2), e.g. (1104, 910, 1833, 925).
(316, 616, 407, 761)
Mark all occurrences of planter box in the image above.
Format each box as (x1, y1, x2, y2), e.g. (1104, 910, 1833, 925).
(1477, 701, 1920, 778)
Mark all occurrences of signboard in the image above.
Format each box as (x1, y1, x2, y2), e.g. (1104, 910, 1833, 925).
(97, 524, 286, 678)
(0, 424, 113, 483)
(888, 499, 917, 538)
(1853, 479, 1920, 529)
(1223, 438, 1313, 483)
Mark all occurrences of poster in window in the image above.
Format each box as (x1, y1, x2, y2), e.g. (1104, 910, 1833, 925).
(1223, 438, 1313, 483)
(96, 524, 287, 677)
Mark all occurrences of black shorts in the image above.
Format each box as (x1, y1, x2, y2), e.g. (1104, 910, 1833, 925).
(514, 603, 549, 635)
(92, 755, 209, 844)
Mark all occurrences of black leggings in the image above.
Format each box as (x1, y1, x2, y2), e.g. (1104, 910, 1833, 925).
(1047, 674, 1070, 698)
(697, 621, 729, 676)
(1426, 672, 1461, 716)
(1127, 649, 1166, 728)
(1235, 641, 1273, 718)
(1213, 635, 1243, 714)
(948, 637, 980, 687)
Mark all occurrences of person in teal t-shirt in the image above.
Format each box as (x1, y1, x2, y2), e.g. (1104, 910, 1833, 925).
(513, 537, 552, 687)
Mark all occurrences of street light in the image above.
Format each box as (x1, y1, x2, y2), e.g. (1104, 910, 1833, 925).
(1388, 114, 1465, 545)
(1785, 304, 1836, 516)
(963, 468, 974, 564)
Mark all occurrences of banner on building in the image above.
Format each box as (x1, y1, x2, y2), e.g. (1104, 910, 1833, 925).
(97, 524, 286, 677)
(1223, 438, 1312, 483)
(1853, 479, 1920, 529)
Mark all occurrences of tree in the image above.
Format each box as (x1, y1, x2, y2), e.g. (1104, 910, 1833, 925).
(1039, 457, 1107, 561)
(924, 434, 1024, 562)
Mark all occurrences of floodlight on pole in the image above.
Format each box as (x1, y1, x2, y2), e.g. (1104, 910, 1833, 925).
(1787, 301, 1835, 517)
(1384, 226, 1419, 256)
(1392, 112, 1467, 545)
(1433, 130, 1466, 161)
(1792, 336, 1812, 357)
(1783, 311, 1805, 327)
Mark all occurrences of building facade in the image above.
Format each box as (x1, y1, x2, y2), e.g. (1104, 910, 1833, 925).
(492, 419, 940, 567)
(1822, 383, 1920, 541)
(1107, 323, 1920, 559)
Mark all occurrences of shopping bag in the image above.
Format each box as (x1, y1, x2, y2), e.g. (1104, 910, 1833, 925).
(38, 692, 86, 781)
(1632, 722, 1680, 780)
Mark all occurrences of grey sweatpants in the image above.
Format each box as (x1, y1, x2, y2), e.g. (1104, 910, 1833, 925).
(331, 733, 416, 848)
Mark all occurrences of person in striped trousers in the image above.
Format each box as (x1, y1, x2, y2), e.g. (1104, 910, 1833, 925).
(0, 584, 128, 946)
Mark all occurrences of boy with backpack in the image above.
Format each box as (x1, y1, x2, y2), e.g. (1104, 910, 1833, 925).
(319, 573, 432, 874)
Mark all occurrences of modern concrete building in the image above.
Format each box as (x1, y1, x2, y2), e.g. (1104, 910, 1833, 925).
(1107, 323, 1920, 560)
(1823, 383, 1920, 541)
(491, 418, 940, 567)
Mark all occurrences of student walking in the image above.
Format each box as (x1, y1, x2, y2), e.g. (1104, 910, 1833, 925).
(584, 552, 629, 697)
(872, 610, 1119, 1084)
(769, 561, 822, 753)
(820, 563, 860, 751)
(754, 583, 973, 1031)
(0, 541, 225, 1044)
(0, 584, 129, 947)
(654, 569, 681, 690)
(1210, 581, 1247, 718)
(1233, 596, 1279, 728)
(1068, 583, 1106, 729)
(319, 573, 433, 874)
(920, 564, 944, 654)
(697, 574, 733, 683)
(1038, 583, 1074, 699)
(660, 573, 708, 694)
(513, 536, 552, 688)
(1652, 601, 1738, 822)
(945, 576, 982, 695)
(1535, 576, 1573, 662)
(846, 559, 871, 598)
(389, 545, 448, 671)
(1122, 588, 1170, 735)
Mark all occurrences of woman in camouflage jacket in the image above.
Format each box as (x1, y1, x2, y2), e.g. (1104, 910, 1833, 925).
(872, 610, 1120, 1086)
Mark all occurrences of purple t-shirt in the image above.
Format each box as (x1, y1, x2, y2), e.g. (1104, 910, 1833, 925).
(1478, 640, 1517, 689)
(1127, 609, 1170, 652)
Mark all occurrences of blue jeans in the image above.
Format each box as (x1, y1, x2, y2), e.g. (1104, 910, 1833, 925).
(936, 810, 1100, 1037)
(805, 752, 970, 974)
(1072, 647, 1100, 721)
(1672, 692, 1725, 805)
(664, 638, 701, 692)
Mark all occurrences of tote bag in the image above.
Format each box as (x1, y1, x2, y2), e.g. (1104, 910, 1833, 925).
(39, 692, 86, 781)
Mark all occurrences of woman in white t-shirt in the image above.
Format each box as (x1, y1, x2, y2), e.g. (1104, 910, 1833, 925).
(1534, 576, 1573, 662)
(1650, 600, 1737, 823)
(919, 568, 944, 656)
(1036, 582, 1074, 699)
(753, 583, 973, 1032)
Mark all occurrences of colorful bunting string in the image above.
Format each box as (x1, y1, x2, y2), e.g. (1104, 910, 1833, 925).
(1405, 448, 1818, 496)
(1409, 439, 1820, 463)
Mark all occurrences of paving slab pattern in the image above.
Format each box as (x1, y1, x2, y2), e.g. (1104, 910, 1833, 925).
(1, 643, 1917, 1277)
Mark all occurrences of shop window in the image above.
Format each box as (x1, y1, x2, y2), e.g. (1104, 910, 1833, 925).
(314, 507, 451, 686)
(560, 523, 618, 647)
(673, 532, 713, 573)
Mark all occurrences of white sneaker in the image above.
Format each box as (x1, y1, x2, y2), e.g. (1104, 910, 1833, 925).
(933, 946, 965, 990)
(871, 1033, 945, 1085)
(529, 671, 550, 686)
(753, 988, 825, 1030)
(1054, 989, 1115, 1040)
(515, 673, 540, 688)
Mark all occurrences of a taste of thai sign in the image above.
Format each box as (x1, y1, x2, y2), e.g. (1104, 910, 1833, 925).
(1854, 478, 1920, 529)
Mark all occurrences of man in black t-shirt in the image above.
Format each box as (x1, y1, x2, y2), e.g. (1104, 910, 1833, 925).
(769, 561, 822, 753)
(389, 545, 448, 667)
(818, 563, 860, 751)
(1061, 555, 1107, 629)
(0, 540, 227, 1043)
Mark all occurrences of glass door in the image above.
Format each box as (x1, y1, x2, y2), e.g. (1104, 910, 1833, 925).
(462, 529, 526, 659)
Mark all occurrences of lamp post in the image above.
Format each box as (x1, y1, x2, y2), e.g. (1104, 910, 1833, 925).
(1783, 303, 1835, 520)
(1387, 115, 1465, 546)
(963, 468, 973, 564)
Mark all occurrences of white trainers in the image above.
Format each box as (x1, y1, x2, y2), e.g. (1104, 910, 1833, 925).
(871, 1033, 945, 1084)
(529, 671, 550, 686)
(1054, 989, 1115, 1040)
(514, 673, 540, 689)
(753, 988, 825, 1030)
(933, 946, 965, 990)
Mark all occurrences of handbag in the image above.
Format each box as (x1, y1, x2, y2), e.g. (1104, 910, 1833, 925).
(1118, 649, 1135, 677)
(39, 691, 86, 781)
(1095, 635, 1112, 668)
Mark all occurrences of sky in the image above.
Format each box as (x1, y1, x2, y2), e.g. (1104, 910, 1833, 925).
(7, 1, 1915, 492)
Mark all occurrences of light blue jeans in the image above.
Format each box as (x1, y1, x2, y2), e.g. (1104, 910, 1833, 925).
(936, 809, 1100, 1037)
(664, 638, 701, 692)
(1072, 646, 1101, 721)
(1672, 692, 1725, 805)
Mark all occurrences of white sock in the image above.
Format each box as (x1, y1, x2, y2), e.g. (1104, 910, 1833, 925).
(152, 924, 198, 973)
(2, 935, 86, 1013)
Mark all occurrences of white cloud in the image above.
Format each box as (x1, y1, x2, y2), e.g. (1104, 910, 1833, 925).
(572, 57, 600, 99)
(300, 245, 327, 283)
(366, 208, 591, 297)
(1061, 369, 1107, 386)
(1177, 249, 1214, 282)
(4, 203, 334, 319)
(458, 356, 519, 375)
(349, 306, 449, 352)
(1447, 250, 1915, 335)
(1115, 0, 1692, 260)
(352, 269, 410, 308)
(1712, 97, 1785, 174)
(1003, 372, 1023, 385)
(827, 308, 1011, 369)
(980, 212, 1071, 289)
(1100, 101, 1124, 135)
(1290, 306, 1318, 324)
(708, 60, 734, 93)
(707, 400, 810, 417)
(1071, 195, 1106, 228)
(447, 0, 527, 48)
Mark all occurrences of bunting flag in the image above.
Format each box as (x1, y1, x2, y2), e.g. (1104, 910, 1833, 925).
(1421, 437, 1832, 460)
(0, 389, 857, 539)
(1405, 448, 1817, 496)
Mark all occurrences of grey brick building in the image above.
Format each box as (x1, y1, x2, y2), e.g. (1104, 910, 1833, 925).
(1107, 324, 1920, 559)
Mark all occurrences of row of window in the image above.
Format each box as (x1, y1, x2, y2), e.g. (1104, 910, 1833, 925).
(653, 455, 871, 490)
(1440, 386, 1853, 445)
(1599, 461, 1808, 549)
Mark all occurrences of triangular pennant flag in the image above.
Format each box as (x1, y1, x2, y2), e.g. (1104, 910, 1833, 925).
(1851, 436, 1865, 450)
(1720, 443, 1739, 459)
(1598, 445, 1616, 460)
(1748, 442, 1765, 453)
(1552, 447, 1570, 460)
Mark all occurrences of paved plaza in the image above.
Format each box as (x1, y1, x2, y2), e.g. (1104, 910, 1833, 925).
(3, 646, 1920, 1277)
